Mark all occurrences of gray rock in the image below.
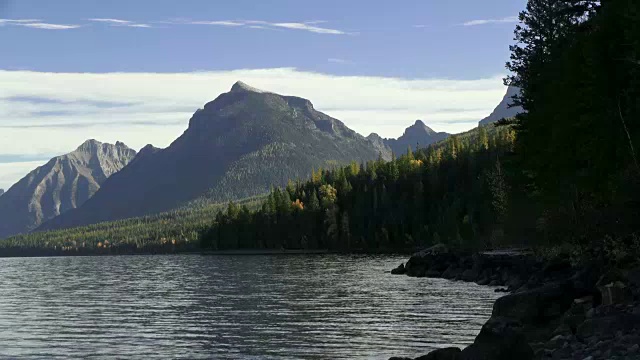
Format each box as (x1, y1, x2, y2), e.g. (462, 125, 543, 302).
(462, 269, 479, 282)
(546, 334, 566, 348)
(493, 280, 576, 326)
(551, 345, 571, 359)
(415, 347, 461, 360)
(391, 263, 406, 275)
(577, 314, 640, 340)
(586, 308, 595, 318)
(442, 265, 462, 280)
(405, 244, 458, 277)
(621, 334, 640, 345)
(459, 316, 533, 360)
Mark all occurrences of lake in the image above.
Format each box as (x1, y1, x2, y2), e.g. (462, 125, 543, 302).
(0, 255, 500, 359)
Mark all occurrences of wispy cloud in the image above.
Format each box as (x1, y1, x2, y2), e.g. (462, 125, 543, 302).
(328, 58, 354, 65)
(4, 95, 138, 108)
(88, 18, 152, 28)
(0, 19, 81, 30)
(462, 16, 518, 26)
(88, 18, 131, 24)
(174, 19, 351, 35)
(270, 22, 345, 35)
(0, 19, 42, 24)
(413, 25, 427, 28)
(187, 20, 245, 26)
(3, 17, 347, 33)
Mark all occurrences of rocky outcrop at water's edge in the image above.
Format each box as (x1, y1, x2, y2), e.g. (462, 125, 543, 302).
(390, 245, 640, 360)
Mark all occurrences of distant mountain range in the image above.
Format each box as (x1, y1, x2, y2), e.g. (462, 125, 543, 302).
(479, 86, 523, 126)
(0, 140, 136, 238)
(375, 120, 450, 156)
(1, 81, 514, 237)
(38, 82, 399, 231)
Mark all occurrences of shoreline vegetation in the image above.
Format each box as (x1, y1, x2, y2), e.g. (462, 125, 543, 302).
(0, 246, 413, 258)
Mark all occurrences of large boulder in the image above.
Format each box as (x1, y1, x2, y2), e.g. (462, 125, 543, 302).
(596, 269, 633, 305)
(459, 317, 533, 360)
(493, 281, 575, 325)
(405, 244, 459, 277)
(576, 313, 640, 340)
(391, 263, 407, 275)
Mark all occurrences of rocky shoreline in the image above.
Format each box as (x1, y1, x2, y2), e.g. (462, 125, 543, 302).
(389, 245, 640, 360)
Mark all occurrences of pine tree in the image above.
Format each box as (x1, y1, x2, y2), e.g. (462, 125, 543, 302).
(407, 145, 414, 160)
(308, 189, 320, 211)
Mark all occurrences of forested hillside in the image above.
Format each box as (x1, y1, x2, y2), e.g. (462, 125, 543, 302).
(0, 197, 264, 255)
(201, 126, 516, 251)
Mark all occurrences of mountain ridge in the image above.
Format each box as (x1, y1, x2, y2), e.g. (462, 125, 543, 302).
(371, 119, 450, 156)
(479, 86, 523, 126)
(0, 140, 136, 238)
(39, 81, 390, 231)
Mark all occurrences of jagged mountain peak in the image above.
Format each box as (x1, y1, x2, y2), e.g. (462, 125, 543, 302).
(0, 140, 137, 239)
(381, 120, 450, 155)
(73, 139, 132, 155)
(405, 120, 435, 136)
(75, 139, 102, 152)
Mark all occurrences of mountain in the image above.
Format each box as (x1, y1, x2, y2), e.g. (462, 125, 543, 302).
(0, 189, 4, 197)
(39, 81, 387, 231)
(479, 86, 524, 126)
(374, 120, 449, 156)
(0, 140, 136, 239)
(365, 133, 393, 159)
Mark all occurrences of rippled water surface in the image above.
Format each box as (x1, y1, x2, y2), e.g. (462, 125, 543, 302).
(0, 255, 500, 359)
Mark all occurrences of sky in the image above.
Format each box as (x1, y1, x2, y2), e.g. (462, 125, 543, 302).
(0, 0, 527, 190)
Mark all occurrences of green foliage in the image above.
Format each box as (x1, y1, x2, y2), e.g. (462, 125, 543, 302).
(200, 126, 517, 251)
(505, 0, 640, 249)
(0, 197, 263, 253)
